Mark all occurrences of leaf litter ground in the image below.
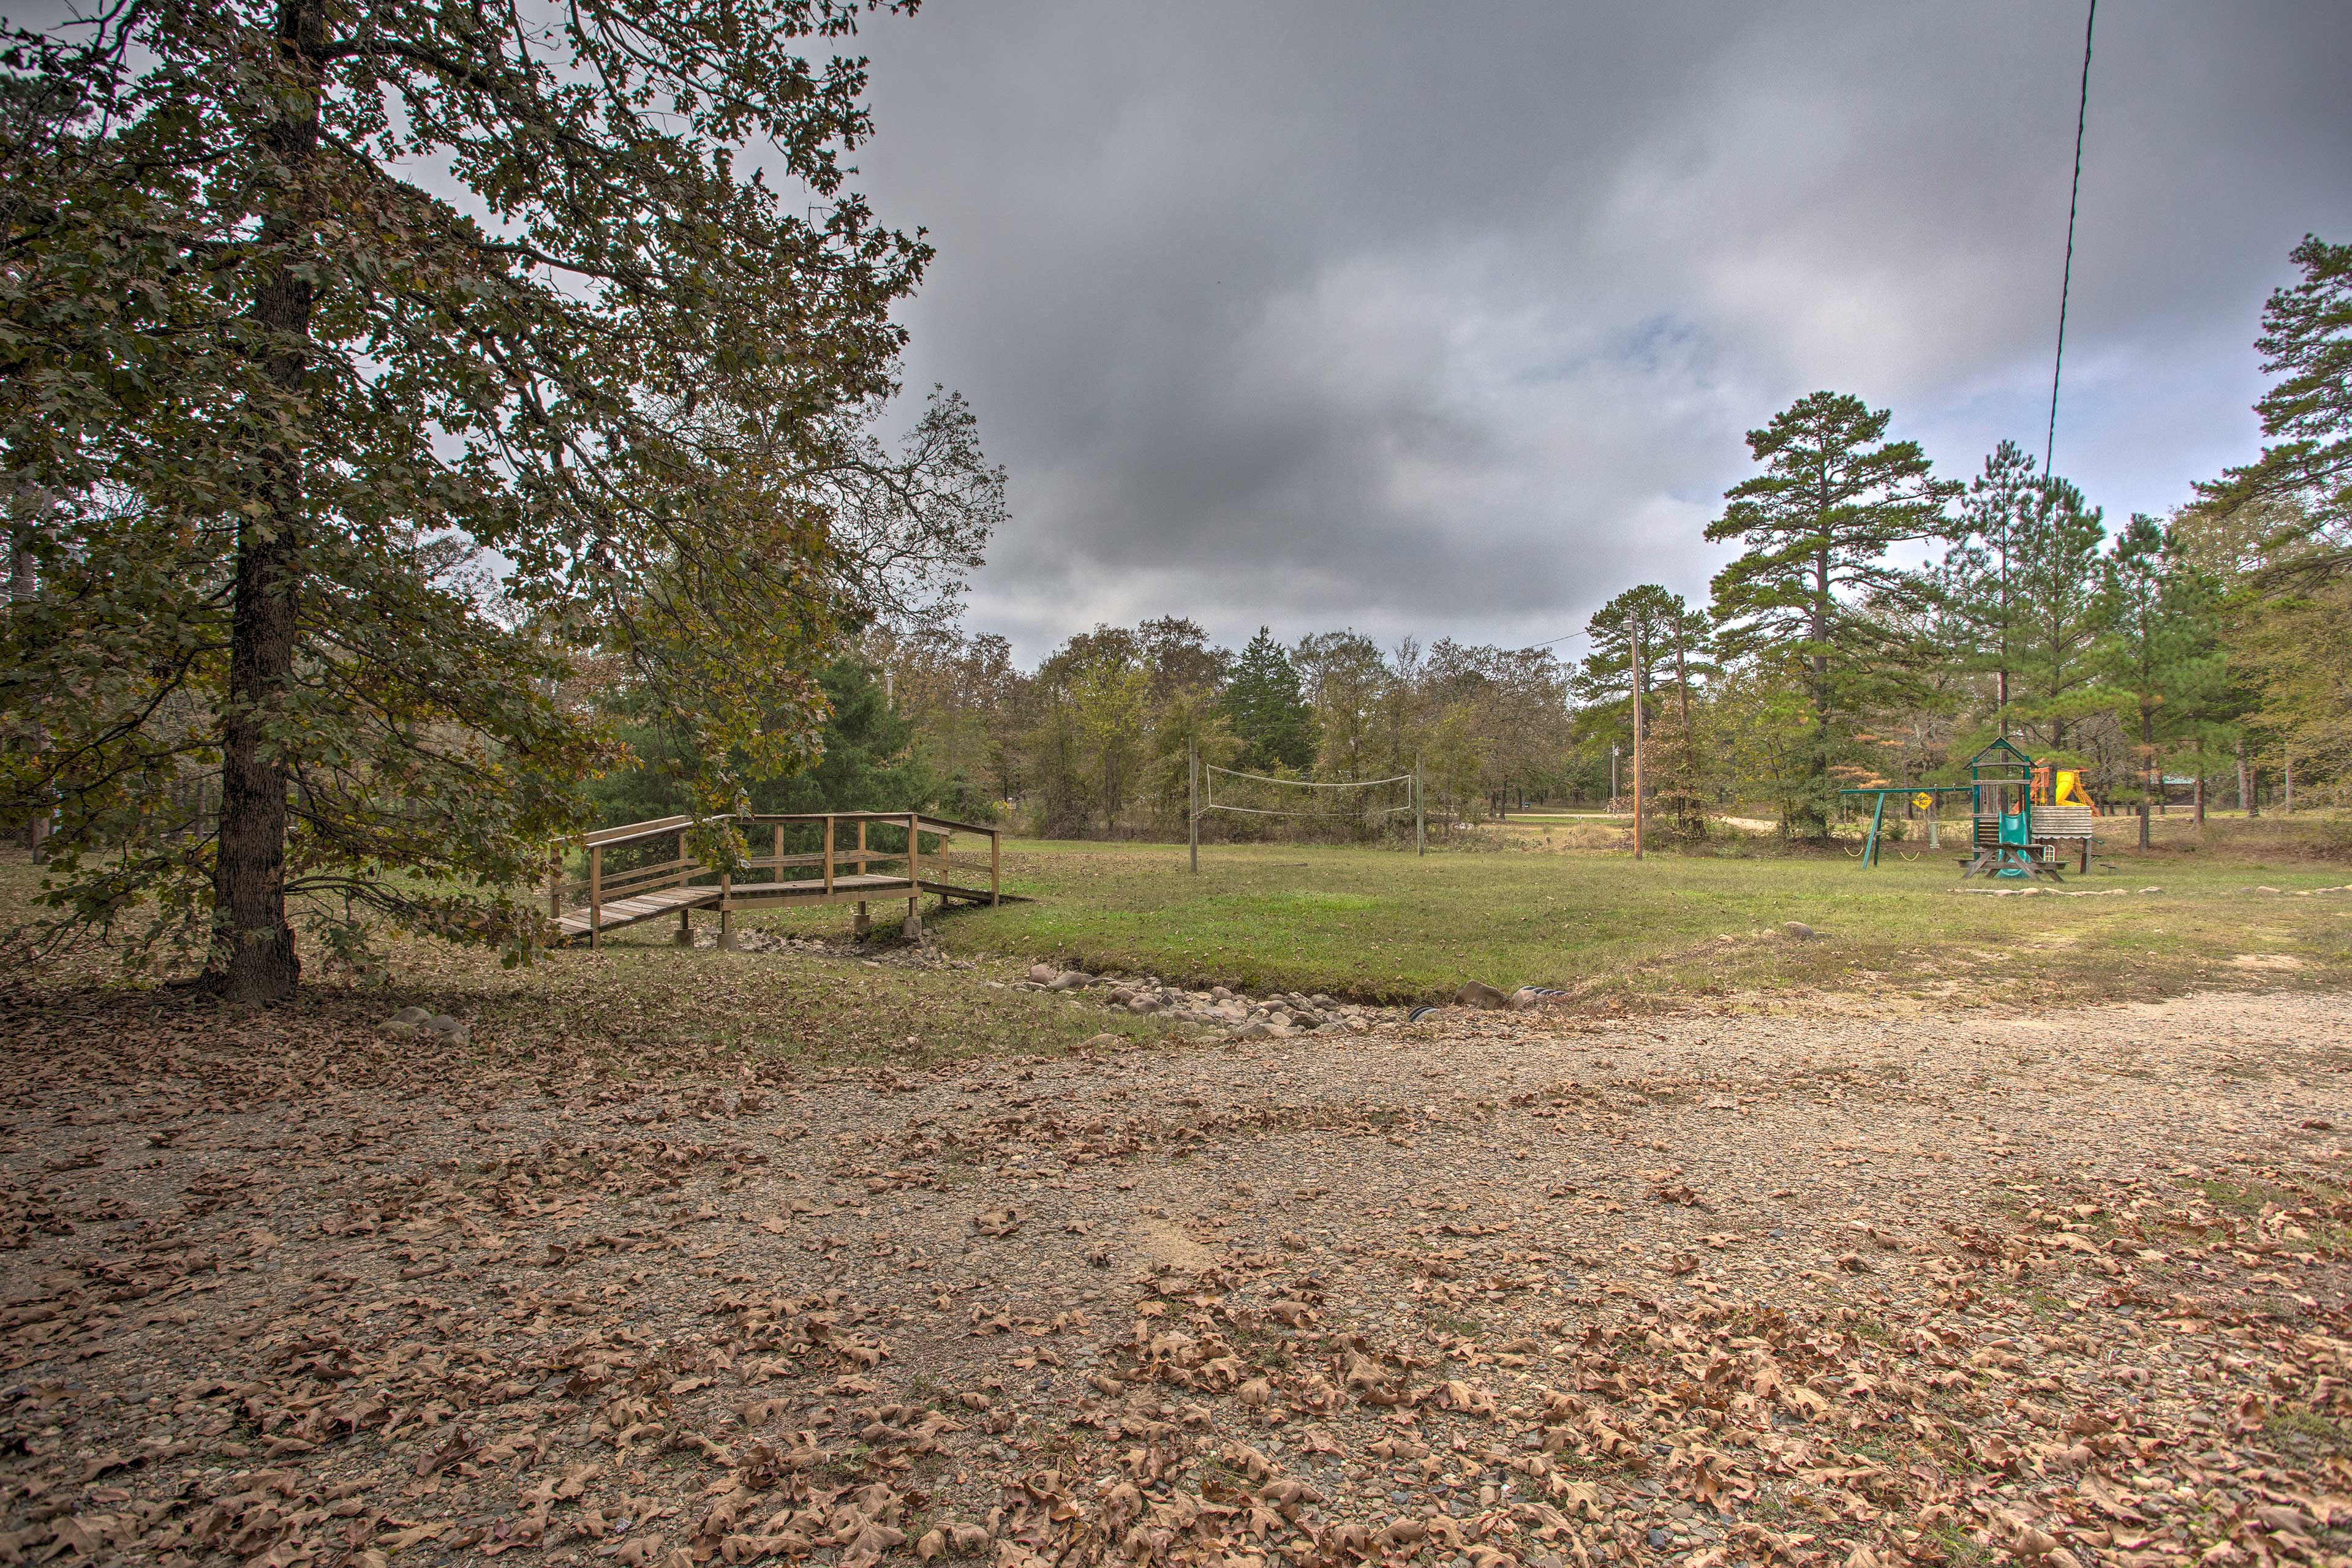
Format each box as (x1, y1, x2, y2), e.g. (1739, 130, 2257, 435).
(6, 967, 2352, 1568)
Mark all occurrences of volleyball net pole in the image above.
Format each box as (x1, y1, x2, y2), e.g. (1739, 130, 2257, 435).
(1414, 752, 1425, 857)
(1188, 737, 1199, 874)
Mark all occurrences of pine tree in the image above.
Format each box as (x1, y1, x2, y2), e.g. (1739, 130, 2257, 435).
(588, 657, 933, 825)
(2007, 475, 2109, 753)
(2190, 235, 2352, 791)
(2199, 235, 2352, 578)
(1944, 440, 2040, 722)
(1221, 628, 1316, 771)
(1575, 586, 1714, 837)
(1705, 392, 1958, 836)
(2098, 517, 2226, 849)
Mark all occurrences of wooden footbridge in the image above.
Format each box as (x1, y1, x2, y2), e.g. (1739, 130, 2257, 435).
(546, 812, 1005, 949)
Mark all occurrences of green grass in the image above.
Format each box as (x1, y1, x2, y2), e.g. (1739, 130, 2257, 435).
(2264, 1406, 2352, 1461)
(2195, 1177, 2291, 1215)
(738, 834, 2352, 1006)
(3, 927, 1185, 1079)
(9, 810, 2351, 1067)
(0, 851, 1180, 1076)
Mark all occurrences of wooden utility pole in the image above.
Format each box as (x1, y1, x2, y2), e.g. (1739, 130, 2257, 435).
(1630, 627, 1645, 861)
(1188, 738, 1199, 873)
(1414, 753, 1425, 856)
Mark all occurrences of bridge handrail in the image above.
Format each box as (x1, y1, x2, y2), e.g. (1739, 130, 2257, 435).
(548, 810, 1001, 944)
(565, 810, 989, 853)
(579, 814, 695, 850)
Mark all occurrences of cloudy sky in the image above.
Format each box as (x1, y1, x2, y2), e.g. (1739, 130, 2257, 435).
(842, 2, 2352, 663)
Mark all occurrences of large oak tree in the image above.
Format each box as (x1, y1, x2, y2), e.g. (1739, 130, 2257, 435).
(1, 0, 992, 998)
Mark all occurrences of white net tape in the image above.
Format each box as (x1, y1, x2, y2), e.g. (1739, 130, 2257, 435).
(1199, 766, 1417, 820)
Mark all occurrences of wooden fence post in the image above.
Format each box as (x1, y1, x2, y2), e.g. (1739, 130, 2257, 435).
(990, 827, 1000, 908)
(856, 820, 870, 934)
(823, 816, 835, 894)
(718, 864, 734, 951)
(588, 844, 602, 951)
(773, 823, 783, 889)
(905, 812, 921, 937)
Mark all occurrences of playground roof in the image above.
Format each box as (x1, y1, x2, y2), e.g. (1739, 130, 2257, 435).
(1966, 736, 2035, 773)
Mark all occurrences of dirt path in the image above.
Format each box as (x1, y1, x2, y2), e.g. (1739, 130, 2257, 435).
(6, 986, 2351, 1568)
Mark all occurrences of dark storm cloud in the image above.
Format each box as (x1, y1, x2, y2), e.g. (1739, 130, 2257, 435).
(843, 2, 2352, 660)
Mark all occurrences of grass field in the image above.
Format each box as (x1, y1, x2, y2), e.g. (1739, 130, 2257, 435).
(728, 820, 2352, 1008)
(0, 853, 1177, 1073)
(9, 815, 2350, 1044)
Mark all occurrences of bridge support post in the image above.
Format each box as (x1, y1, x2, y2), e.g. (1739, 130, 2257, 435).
(904, 811, 921, 940)
(718, 907, 736, 951)
(674, 907, 693, 946)
(588, 845, 603, 951)
(854, 902, 870, 937)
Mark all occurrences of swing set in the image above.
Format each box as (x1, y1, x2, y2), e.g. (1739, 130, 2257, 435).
(1840, 738, 2104, 879)
(1838, 783, 1974, 870)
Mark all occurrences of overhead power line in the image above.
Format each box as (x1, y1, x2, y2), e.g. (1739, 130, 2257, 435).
(2046, 0, 2096, 477)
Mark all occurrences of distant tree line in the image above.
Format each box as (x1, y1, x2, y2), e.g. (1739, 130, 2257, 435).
(858, 617, 1577, 841)
(848, 234, 2352, 848)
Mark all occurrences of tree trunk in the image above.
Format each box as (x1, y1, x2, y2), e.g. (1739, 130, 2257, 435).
(1630, 627, 1644, 861)
(1672, 637, 1702, 840)
(2137, 701, 2154, 852)
(2193, 774, 2206, 826)
(213, 518, 303, 999)
(1995, 525, 2011, 733)
(8, 509, 48, 862)
(2238, 741, 2256, 818)
(205, 0, 325, 1003)
(1804, 551, 1833, 839)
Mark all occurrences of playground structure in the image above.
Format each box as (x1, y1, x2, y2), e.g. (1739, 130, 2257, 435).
(546, 812, 1005, 949)
(1839, 737, 2103, 879)
(1838, 782, 1975, 870)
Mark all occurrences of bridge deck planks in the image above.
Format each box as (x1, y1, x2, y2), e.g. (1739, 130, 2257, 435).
(552, 873, 1008, 941)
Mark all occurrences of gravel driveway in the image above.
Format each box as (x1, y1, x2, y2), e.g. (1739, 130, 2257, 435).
(6, 985, 2350, 1568)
